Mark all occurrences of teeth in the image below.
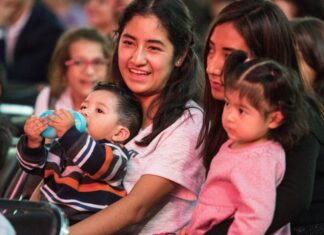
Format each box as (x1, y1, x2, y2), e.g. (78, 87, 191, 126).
(129, 68, 149, 75)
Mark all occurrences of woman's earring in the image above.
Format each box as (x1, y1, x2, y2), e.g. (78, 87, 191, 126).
(175, 60, 181, 67)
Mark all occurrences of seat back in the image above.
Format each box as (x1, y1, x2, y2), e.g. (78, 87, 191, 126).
(0, 147, 19, 197)
(0, 199, 69, 235)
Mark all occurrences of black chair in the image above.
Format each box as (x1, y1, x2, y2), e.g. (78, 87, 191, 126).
(0, 139, 42, 200)
(0, 103, 34, 137)
(0, 199, 69, 235)
(0, 146, 19, 197)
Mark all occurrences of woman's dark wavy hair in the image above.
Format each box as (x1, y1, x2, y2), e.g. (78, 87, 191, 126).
(224, 51, 310, 148)
(198, 0, 304, 171)
(291, 17, 324, 101)
(111, 0, 203, 146)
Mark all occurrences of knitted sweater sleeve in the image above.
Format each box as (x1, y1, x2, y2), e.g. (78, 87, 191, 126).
(16, 135, 48, 176)
(59, 126, 129, 184)
(229, 152, 285, 235)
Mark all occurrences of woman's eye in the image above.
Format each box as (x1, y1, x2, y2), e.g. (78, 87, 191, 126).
(80, 106, 86, 110)
(149, 46, 162, 52)
(207, 44, 215, 55)
(122, 40, 134, 46)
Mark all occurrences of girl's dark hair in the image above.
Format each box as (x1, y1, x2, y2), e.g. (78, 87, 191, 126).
(111, 0, 203, 146)
(224, 51, 310, 148)
(93, 82, 143, 143)
(198, 0, 307, 171)
(291, 17, 324, 100)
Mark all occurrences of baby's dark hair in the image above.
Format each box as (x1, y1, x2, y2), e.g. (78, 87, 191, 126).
(93, 82, 143, 143)
(223, 50, 310, 148)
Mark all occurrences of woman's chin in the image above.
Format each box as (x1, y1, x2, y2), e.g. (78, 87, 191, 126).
(211, 90, 225, 101)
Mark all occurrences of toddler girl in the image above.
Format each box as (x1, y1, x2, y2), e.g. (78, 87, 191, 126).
(186, 51, 310, 235)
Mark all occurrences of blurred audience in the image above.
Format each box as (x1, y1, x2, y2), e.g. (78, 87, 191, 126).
(272, 0, 324, 20)
(0, 0, 64, 106)
(84, 0, 133, 38)
(205, 0, 234, 19)
(290, 18, 324, 234)
(291, 17, 324, 102)
(42, 0, 86, 29)
(0, 64, 13, 168)
(34, 27, 113, 116)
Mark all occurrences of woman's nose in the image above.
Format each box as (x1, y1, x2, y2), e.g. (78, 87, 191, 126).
(130, 46, 147, 65)
(206, 53, 223, 76)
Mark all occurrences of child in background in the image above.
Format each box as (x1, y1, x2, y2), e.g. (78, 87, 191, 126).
(34, 27, 113, 116)
(186, 51, 310, 235)
(16, 82, 142, 225)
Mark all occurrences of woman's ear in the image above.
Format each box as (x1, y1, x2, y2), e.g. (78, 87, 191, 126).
(268, 111, 284, 129)
(111, 126, 130, 143)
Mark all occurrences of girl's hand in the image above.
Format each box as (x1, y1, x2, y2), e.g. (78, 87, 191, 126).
(47, 109, 75, 138)
(24, 115, 47, 148)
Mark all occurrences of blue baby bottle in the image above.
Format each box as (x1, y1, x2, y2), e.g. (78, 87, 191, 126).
(40, 110, 87, 138)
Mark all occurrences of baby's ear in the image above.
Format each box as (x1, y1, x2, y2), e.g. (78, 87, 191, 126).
(111, 126, 130, 143)
(268, 111, 284, 129)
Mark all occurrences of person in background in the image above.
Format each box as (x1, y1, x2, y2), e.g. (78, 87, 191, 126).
(291, 17, 324, 101)
(289, 15, 324, 235)
(205, 0, 234, 19)
(197, 0, 324, 234)
(187, 51, 311, 235)
(34, 27, 113, 116)
(0, 63, 13, 168)
(69, 0, 205, 234)
(84, 0, 133, 38)
(42, 0, 86, 29)
(271, 0, 324, 20)
(17, 82, 143, 225)
(0, 0, 64, 106)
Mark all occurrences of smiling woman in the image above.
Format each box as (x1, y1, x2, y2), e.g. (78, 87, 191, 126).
(69, 0, 205, 234)
(117, 14, 175, 105)
(34, 27, 113, 116)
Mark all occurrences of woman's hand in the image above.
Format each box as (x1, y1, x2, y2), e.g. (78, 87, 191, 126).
(69, 175, 176, 235)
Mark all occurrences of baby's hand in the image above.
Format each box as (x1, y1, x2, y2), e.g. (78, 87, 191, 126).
(47, 109, 75, 138)
(24, 115, 47, 148)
